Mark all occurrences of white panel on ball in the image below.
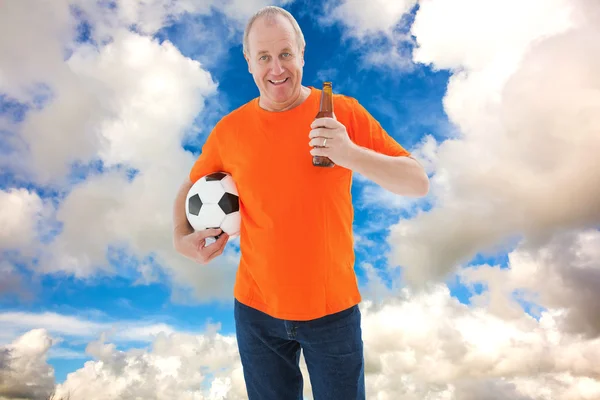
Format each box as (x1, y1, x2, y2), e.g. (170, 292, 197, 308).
(221, 212, 241, 237)
(197, 180, 225, 204)
(220, 174, 239, 196)
(191, 203, 225, 231)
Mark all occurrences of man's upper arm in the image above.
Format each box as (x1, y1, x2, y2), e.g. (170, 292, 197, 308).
(349, 98, 411, 158)
(189, 123, 224, 183)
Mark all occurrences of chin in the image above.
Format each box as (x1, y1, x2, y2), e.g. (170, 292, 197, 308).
(268, 89, 293, 101)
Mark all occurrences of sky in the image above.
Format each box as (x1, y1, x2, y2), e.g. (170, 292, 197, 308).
(1, 0, 600, 399)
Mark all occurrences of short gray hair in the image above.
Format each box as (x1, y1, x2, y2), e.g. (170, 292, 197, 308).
(243, 6, 306, 56)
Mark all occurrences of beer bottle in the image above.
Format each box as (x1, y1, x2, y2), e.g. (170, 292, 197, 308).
(313, 81, 335, 168)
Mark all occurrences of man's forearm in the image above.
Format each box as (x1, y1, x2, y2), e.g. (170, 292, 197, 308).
(346, 146, 429, 197)
(173, 178, 194, 237)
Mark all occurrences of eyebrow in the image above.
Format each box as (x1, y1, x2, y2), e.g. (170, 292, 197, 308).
(257, 47, 293, 55)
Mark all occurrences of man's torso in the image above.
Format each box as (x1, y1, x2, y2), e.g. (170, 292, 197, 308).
(216, 86, 361, 321)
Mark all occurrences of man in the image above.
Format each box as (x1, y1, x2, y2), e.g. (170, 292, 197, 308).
(173, 5, 429, 400)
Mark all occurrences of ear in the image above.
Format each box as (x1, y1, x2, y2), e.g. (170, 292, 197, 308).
(301, 47, 305, 67)
(244, 53, 252, 74)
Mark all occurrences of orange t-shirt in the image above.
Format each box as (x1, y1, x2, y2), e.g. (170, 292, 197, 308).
(189, 86, 411, 320)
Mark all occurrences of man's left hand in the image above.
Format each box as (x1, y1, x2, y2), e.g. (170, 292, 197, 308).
(309, 115, 359, 169)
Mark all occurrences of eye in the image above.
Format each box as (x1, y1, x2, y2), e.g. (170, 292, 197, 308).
(282, 53, 291, 58)
(259, 55, 269, 61)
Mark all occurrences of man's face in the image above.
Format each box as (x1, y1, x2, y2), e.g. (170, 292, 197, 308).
(245, 14, 305, 111)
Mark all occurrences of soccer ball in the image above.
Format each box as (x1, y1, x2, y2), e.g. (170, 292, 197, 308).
(185, 172, 241, 237)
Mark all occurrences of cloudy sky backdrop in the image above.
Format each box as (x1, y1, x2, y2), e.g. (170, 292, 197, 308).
(1, 0, 599, 399)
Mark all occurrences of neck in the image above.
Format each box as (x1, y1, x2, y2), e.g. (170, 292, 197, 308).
(259, 86, 310, 112)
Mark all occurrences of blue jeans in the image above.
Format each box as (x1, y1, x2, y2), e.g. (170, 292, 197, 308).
(234, 299, 366, 400)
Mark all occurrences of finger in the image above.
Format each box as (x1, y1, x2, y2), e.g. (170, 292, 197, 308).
(215, 232, 229, 246)
(310, 147, 327, 157)
(200, 231, 228, 252)
(204, 235, 228, 262)
(198, 244, 220, 263)
(309, 137, 331, 147)
(201, 236, 224, 253)
(211, 237, 228, 257)
(206, 248, 224, 263)
(204, 246, 222, 262)
(310, 117, 339, 129)
(308, 127, 332, 139)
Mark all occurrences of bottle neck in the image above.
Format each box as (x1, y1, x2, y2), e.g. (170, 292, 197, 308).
(319, 86, 333, 113)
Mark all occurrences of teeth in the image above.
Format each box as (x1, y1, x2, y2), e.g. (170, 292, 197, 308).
(271, 79, 286, 83)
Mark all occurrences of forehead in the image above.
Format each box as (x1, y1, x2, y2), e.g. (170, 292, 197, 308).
(248, 15, 297, 52)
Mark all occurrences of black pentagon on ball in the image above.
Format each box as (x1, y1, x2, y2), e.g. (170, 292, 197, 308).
(218, 192, 239, 214)
(205, 172, 226, 181)
(188, 194, 203, 216)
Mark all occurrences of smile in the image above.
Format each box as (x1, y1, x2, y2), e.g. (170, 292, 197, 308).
(269, 78, 288, 85)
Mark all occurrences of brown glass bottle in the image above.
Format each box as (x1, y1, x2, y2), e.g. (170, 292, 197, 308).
(313, 81, 335, 168)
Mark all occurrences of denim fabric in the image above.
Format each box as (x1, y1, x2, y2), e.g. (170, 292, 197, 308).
(234, 299, 366, 400)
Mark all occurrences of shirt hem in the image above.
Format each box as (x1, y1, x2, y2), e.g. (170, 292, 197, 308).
(234, 292, 362, 321)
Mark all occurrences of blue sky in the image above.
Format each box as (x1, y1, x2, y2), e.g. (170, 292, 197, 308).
(0, 0, 537, 388)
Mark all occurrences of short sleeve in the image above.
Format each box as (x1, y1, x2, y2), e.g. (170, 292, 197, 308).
(349, 98, 411, 158)
(189, 123, 224, 183)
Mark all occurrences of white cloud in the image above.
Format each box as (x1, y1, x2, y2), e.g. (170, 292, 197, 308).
(387, 0, 600, 289)
(460, 228, 600, 337)
(47, 347, 88, 360)
(0, 329, 56, 400)
(412, 0, 575, 71)
(0, 310, 238, 349)
(0, 312, 107, 341)
(52, 329, 248, 400)
(15, 30, 216, 185)
(0, 0, 75, 102)
(358, 262, 399, 305)
(326, 0, 417, 39)
(220, 0, 295, 25)
(0, 310, 213, 355)
(0, 189, 46, 251)
(359, 285, 600, 399)
(66, 32, 216, 171)
(362, 39, 416, 71)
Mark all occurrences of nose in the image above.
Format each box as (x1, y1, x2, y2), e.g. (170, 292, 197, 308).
(271, 58, 284, 75)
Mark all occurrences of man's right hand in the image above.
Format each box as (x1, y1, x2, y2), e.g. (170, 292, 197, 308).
(174, 228, 229, 264)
